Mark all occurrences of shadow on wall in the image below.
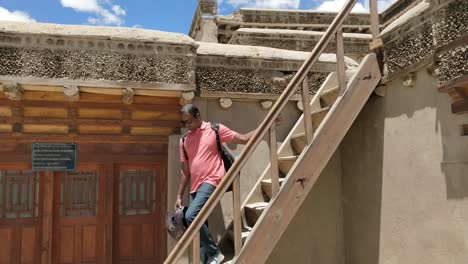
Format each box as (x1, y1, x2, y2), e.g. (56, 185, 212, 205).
(435, 80, 468, 200)
(374, 70, 468, 200)
(340, 93, 384, 264)
(442, 162, 468, 199)
(341, 69, 468, 264)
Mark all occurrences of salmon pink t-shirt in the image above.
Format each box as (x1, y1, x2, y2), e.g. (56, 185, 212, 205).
(180, 121, 237, 193)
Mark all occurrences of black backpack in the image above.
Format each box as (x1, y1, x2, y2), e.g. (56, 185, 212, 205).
(182, 122, 235, 191)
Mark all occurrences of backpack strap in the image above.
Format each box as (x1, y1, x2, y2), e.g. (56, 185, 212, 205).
(211, 122, 223, 156)
(181, 132, 189, 161)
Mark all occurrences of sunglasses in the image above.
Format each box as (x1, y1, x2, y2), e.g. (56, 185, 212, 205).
(181, 119, 194, 125)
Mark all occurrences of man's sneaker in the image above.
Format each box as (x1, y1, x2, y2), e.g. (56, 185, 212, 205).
(208, 251, 224, 264)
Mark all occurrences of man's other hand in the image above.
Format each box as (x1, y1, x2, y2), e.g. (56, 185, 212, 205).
(175, 197, 182, 209)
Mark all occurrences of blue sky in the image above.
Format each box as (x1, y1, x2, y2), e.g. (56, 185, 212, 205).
(0, 0, 396, 35)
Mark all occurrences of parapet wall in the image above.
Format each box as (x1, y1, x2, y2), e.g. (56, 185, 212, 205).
(0, 21, 198, 89)
(229, 28, 371, 61)
(195, 42, 358, 97)
(381, 0, 468, 88)
(239, 8, 371, 26)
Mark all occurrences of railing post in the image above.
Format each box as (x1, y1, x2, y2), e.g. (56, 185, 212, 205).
(232, 173, 242, 255)
(192, 232, 200, 264)
(369, 0, 380, 40)
(269, 123, 279, 197)
(301, 77, 313, 144)
(336, 27, 347, 95)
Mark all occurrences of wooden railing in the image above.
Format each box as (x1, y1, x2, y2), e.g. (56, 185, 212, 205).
(165, 0, 380, 263)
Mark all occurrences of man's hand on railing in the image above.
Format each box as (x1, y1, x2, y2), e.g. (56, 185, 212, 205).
(275, 114, 283, 126)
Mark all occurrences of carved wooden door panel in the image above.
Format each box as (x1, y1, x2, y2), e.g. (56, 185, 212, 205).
(113, 164, 166, 264)
(0, 166, 43, 264)
(52, 165, 106, 264)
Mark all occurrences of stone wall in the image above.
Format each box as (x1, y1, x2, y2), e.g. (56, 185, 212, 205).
(196, 67, 328, 95)
(433, 0, 468, 86)
(383, 21, 433, 76)
(229, 29, 371, 61)
(0, 21, 198, 86)
(239, 9, 370, 26)
(195, 43, 356, 96)
(0, 45, 194, 84)
(381, 0, 468, 88)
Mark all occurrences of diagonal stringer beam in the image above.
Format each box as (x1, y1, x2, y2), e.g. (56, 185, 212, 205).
(233, 53, 382, 264)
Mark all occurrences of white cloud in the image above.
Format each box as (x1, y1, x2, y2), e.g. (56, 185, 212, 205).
(315, 0, 368, 13)
(60, 0, 126, 26)
(112, 5, 126, 16)
(314, 0, 397, 13)
(61, 0, 101, 12)
(226, 0, 300, 9)
(0, 6, 36, 22)
(377, 0, 398, 12)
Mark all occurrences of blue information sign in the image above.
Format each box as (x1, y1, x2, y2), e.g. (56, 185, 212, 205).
(32, 143, 77, 171)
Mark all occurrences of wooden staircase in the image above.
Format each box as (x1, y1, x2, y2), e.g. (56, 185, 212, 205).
(165, 0, 381, 263)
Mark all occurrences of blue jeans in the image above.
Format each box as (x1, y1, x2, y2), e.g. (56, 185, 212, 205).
(185, 183, 219, 264)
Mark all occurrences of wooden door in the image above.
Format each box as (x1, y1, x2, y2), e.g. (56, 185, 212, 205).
(0, 165, 43, 264)
(113, 164, 166, 264)
(52, 165, 107, 264)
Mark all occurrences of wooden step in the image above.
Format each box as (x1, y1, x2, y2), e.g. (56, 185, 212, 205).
(290, 133, 306, 155)
(291, 107, 330, 154)
(278, 156, 298, 176)
(261, 178, 285, 199)
(311, 107, 330, 129)
(320, 86, 339, 107)
(244, 202, 268, 227)
(228, 229, 251, 244)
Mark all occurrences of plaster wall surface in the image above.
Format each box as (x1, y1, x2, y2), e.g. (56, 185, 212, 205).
(266, 151, 345, 264)
(341, 70, 468, 264)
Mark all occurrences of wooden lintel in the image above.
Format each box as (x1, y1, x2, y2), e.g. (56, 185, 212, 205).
(454, 87, 468, 99)
(452, 99, 468, 114)
(74, 87, 183, 98)
(200, 91, 303, 101)
(0, 134, 169, 143)
(438, 75, 468, 93)
(0, 76, 195, 92)
(0, 117, 181, 128)
(0, 100, 181, 112)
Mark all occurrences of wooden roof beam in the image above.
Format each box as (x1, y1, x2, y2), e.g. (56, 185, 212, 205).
(122, 87, 135, 104)
(452, 98, 468, 114)
(64, 85, 79, 101)
(2, 82, 23, 100)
